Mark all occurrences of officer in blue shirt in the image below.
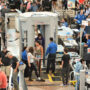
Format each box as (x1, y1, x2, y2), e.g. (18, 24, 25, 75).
(74, 9, 86, 29)
(84, 35, 90, 48)
(22, 47, 28, 77)
(22, 47, 27, 62)
(61, 18, 68, 27)
(84, 35, 90, 68)
(46, 37, 57, 74)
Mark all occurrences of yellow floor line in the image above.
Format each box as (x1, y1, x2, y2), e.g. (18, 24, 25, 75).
(51, 74, 55, 77)
(48, 74, 53, 82)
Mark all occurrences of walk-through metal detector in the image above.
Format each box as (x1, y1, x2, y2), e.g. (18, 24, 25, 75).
(17, 12, 58, 51)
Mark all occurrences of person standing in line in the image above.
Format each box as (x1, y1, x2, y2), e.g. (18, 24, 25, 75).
(26, 0, 31, 11)
(27, 47, 42, 81)
(0, 47, 10, 81)
(84, 35, 90, 68)
(7, 52, 19, 90)
(61, 18, 68, 27)
(1, 5, 10, 46)
(35, 41, 43, 64)
(35, 41, 43, 75)
(61, 48, 70, 86)
(52, 0, 57, 10)
(0, 65, 7, 90)
(74, 59, 85, 90)
(46, 37, 57, 74)
(22, 46, 29, 77)
(35, 33, 45, 49)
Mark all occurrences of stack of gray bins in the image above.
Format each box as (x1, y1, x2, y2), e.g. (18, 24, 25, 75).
(80, 70, 86, 90)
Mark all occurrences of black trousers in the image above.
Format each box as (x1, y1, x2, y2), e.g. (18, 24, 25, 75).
(29, 63, 39, 79)
(62, 66, 70, 85)
(22, 60, 29, 77)
(46, 54, 56, 73)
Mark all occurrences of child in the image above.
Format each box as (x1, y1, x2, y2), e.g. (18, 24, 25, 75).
(74, 59, 85, 90)
(61, 48, 70, 85)
(27, 47, 41, 81)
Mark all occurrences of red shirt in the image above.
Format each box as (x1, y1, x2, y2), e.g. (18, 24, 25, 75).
(0, 71, 7, 89)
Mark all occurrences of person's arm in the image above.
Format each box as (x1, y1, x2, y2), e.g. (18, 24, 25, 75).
(84, 40, 89, 47)
(0, 52, 2, 64)
(14, 61, 19, 73)
(74, 15, 78, 22)
(61, 56, 64, 68)
(61, 60, 64, 67)
(84, 15, 86, 20)
(84, 44, 88, 47)
(0, 58, 2, 64)
(27, 54, 31, 67)
(40, 46, 43, 59)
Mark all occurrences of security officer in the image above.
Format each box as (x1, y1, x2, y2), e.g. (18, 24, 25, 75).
(84, 35, 90, 68)
(46, 37, 57, 74)
(74, 9, 86, 29)
(84, 35, 90, 48)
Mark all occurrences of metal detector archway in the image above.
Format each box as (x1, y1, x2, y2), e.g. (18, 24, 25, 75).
(18, 12, 58, 51)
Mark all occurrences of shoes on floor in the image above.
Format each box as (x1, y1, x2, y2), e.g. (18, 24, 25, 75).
(36, 77, 45, 82)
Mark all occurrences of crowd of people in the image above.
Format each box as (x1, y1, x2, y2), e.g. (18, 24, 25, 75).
(0, 0, 90, 90)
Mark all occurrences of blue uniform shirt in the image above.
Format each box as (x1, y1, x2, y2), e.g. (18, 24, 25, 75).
(46, 42, 57, 56)
(75, 61, 83, 73)
(86, 39, 90, 47)
(74, 14, 86, 24)
(62, 22, 68, 27)
(22, 50, 27, 61)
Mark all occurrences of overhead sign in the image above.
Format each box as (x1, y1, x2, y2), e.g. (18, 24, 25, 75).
(82, 20, 88, 26)
(68, 0, 75, 8)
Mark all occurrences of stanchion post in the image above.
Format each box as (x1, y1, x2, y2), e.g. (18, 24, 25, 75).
(80, 25, 84, 58)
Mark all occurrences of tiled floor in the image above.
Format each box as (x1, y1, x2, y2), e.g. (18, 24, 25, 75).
(28, 86, 75, 90)
(26, 78, 75, 90)
(27, 82, 75, 90)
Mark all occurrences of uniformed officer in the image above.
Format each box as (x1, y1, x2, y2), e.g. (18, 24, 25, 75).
(84, 35, 90, 47)
(84, 35, 90, 68)
(46, 37, 57, 74)
(74, 9, 86, 29)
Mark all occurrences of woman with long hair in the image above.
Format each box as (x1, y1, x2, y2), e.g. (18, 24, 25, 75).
(27, 47, 41, 81)
(35, 41, 43, 75)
